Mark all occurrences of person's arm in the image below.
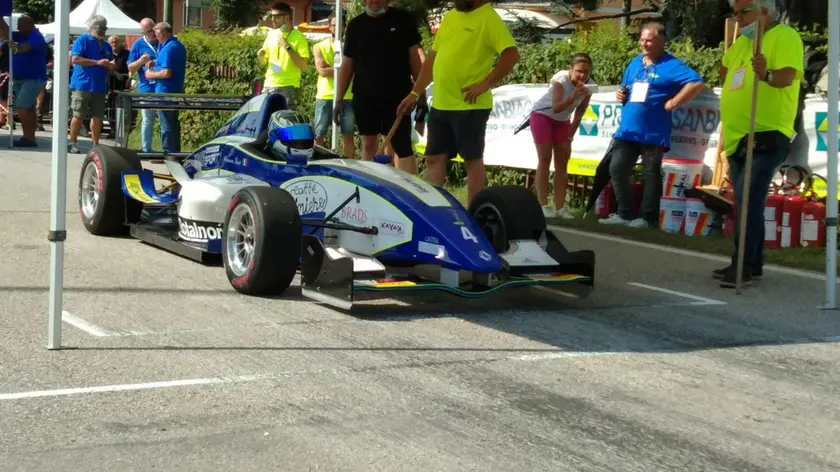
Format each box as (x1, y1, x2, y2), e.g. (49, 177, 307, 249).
(70, 38, 104, 67)
(313, 44, 332, 78)
(334, 21, 356, 104)
(145, 46, 170, 79)
(753, 26, 804, 89)
(462, 16, 519, 104)
(664, 62, 706, 111)
(551, 77, 578, 114)
(569, 94, 591, 138)
(287, 35, 310, 71)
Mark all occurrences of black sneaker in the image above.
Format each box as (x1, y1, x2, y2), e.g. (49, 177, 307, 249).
(713, 265, 762, 279)
(13, 138, 37, 147)
(719, 266, 753, 288)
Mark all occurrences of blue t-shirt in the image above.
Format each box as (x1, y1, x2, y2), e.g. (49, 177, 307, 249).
(153, 36, 186, 94)
(615, 53, 704, 149)
(127, 36, 159, 93)
(12, 29, 47, 81)
(70, 33, 113, 93)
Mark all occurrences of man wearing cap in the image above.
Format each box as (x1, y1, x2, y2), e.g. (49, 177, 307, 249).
(69, 15, 115, 153)
(258, 2, 310, 109)
(127, 17, 159, 152)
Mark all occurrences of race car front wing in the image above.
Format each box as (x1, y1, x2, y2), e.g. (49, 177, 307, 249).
(299, 230, 595, 310)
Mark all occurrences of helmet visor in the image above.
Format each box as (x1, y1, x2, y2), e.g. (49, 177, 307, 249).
(279, 124, 315, 149)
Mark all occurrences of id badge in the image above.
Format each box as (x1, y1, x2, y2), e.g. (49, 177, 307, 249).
(630, 82, 649, 103)
(271, 61, 283, 73)
(730, 67, 746, 90)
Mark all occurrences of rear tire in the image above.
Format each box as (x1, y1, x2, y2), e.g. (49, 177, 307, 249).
(223, 186, 301, 295)
(78, 145, 143, 236)
(468, 185, 547, 253)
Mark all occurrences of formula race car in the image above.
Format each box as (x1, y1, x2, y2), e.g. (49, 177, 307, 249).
(77, 93, 595, 309)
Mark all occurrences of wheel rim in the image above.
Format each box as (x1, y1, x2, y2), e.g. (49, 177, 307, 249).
(473, 202, 507, 253)
(226, 203, 256, 277)
(81, 160, 100, 219)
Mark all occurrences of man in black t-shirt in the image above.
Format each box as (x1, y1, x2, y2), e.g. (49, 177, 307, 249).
(334, 0, 424, 173)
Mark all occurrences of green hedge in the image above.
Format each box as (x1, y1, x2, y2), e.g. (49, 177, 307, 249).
(164, 24, 725, 187)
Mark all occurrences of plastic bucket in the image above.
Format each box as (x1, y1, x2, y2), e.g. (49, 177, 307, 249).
(662, 158, 703, 198)
(659, 196, 686, 233)
(683, 197, 713, 236)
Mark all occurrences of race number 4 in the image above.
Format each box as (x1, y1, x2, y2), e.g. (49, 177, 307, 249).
(461, 226, 479, 243)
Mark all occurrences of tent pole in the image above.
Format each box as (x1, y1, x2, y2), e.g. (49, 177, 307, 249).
(47, 0, 70, 349)
(330, 1, 342, 152)
(825, 0, 839, 310)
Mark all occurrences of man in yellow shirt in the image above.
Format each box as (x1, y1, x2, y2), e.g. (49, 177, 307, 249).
(397, 0, 519, 205)
(313, 12, 355, 158)
(258, 2, 310, 109)
(715, 0, 804, 288)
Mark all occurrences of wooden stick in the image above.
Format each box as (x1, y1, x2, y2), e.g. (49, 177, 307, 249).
(711, 19, 739, 189)
(377, 114, 404, 156)
(735, 16, 765, 294)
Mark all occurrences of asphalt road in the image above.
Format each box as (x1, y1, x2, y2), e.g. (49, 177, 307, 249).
(1, 132, 839, 471)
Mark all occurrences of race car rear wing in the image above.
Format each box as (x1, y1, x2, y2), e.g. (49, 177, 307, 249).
(113, 92, 250, 148)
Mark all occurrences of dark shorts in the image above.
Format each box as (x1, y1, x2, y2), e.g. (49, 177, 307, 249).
(425, 107, 491, 161)
(353, 96, 414, 159)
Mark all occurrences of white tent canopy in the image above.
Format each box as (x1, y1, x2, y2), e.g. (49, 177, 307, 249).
(36, 0, 141, 36)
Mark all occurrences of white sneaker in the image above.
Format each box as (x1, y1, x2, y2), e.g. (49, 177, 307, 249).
(554, 207, 576, 220)
(541, 205, 555, 217)
(628, 218, 650, 229)
(598, 213, 631, 225)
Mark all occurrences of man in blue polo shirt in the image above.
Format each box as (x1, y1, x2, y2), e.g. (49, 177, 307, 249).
(68, 15, 115, 153)
(144, 21, 186, 154)
(127, 17, 159, 152)
(600, 21, 705, 228)
(9, 15, 46, 147)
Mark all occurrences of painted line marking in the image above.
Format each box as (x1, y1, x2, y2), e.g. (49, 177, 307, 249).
(627, 282, 727, 306)
(550, 225, 839, 283)
(62, 311, 116, 337)
(0, 350, 615, 402)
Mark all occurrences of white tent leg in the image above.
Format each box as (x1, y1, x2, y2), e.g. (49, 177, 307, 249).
(824, 0, 839, 310)
(47, 0, 70, 349)
(330, 4, 343, 152)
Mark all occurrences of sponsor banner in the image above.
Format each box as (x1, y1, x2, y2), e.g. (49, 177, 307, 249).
(425, 84, 838, 183)
(179, 217, 224, 243)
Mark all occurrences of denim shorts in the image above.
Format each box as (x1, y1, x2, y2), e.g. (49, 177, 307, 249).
(314, 99, 355, 137)
(12, 79, 46, 109)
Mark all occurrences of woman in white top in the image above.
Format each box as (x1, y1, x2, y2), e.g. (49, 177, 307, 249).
(529, 53, 596, 219)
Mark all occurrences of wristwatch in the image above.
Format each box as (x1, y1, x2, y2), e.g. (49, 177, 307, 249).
(764, 70, 774, 83)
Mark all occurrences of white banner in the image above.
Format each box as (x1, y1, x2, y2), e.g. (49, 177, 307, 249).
(423, 83, 838, 188)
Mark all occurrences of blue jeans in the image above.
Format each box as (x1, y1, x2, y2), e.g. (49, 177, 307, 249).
(314, 99, 355, 137)
(141, 109, 157, 152)
(728, 131, 792, 270)
(159, 110, 180, 153)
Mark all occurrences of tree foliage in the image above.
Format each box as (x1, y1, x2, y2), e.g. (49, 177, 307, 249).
(208, 0, 263, 29)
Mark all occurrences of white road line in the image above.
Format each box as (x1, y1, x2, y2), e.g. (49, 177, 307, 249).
(62, 311, 116, 337)
(550, 225, 838, 283)
(627, 282, 727, 306)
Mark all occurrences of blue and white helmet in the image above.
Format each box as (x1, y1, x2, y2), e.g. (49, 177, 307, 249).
(267, 110, 315, 160)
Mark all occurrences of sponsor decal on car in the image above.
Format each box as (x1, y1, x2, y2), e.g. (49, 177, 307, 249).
(378, 219, 405, 236)
(339, 205, 368, 224)
(179, 217, 224, 243)
(284, 179, 328, 215)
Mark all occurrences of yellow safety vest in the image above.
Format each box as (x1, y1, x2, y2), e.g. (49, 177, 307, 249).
(263, 28, 310, 88)
(315, 38, 353, 100)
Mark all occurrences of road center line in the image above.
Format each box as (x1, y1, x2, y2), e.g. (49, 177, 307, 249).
(627, 282, 727, 306)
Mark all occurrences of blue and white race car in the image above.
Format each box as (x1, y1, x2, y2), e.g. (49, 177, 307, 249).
(77, 93, 595, 309)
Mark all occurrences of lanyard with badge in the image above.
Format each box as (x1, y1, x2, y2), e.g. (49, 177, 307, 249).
(629, 63, 655, 103)
(143, 36, 159, 84)
(270, 29, 289, 74)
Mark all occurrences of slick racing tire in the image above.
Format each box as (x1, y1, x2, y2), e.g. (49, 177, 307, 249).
(468, 185, 547, 253)
(78, 145, 143, 236)
(223, 186, 301, 295)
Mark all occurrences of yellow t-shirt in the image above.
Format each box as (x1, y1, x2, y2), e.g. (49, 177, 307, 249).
(720, 24, 804, 156)
(431, 4, 517, 111)
(314, 38, 353, 101)
(262, 28, 311, 88)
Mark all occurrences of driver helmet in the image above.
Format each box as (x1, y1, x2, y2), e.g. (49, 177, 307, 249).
(267, 110, 315, 160)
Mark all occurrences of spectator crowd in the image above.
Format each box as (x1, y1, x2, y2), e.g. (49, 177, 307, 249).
(0, 0, 804, 289)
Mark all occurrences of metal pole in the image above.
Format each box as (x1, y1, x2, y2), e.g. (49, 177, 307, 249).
(824, 0, 839, 309)
(47, 0, 70, 349)
(330, 2, 342, 152)
(164, 0, 173, 25)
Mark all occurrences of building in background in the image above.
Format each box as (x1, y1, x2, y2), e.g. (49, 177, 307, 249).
(152, 0, 324, 33)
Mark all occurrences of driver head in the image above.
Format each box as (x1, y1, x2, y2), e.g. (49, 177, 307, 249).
(267, 110, 315, 160)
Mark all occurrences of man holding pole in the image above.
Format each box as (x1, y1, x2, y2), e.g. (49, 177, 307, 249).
(716, 0, 804, 288)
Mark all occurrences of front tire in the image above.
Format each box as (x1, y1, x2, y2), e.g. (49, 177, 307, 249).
(223, 186, 301, 295)
(468, 185, 547, 253)
(78, 145, 143, 236)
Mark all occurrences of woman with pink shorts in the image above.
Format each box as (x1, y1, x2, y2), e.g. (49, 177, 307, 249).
(529, 53, 596, 219)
